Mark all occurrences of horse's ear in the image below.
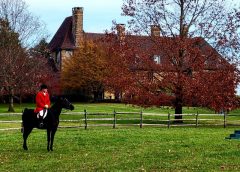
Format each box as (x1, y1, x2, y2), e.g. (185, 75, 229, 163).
(52, 95, 66, 102)
(51, 96, 59, 102)
(59, 95, 66, 100)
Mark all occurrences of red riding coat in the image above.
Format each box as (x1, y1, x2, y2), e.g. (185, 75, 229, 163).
(34, 91, 51, 113)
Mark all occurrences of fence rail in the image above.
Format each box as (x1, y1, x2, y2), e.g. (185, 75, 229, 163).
(0, 110, 239, 130)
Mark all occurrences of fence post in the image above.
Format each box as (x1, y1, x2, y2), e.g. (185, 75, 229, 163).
(84, 109, 87, 130)
(113, 110, 116, 129)
(224, 112, 226, 128)
(168, 112, 170, 128)
(196, 111, 199, 127)
(140, 110, 143, 128)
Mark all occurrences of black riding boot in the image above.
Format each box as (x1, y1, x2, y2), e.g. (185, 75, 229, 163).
(39, 117, 44, 128)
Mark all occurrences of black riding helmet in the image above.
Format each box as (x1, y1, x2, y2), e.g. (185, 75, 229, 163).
(40, 84, 48, 90)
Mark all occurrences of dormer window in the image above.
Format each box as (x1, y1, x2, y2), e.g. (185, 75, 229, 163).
(153, 55, 161, 64)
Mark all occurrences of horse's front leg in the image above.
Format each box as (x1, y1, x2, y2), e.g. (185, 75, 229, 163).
(23, 127, 33, 150)
(49, 128, 57, 151)
(47, 129, 51, 151)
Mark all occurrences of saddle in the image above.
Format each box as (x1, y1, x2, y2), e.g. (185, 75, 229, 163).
(36, 109, 48, 128)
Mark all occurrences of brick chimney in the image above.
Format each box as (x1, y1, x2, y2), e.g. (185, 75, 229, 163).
(151, 25, 160, 37)
(116, 24, 126, 41)
(72, 7, 83, 47)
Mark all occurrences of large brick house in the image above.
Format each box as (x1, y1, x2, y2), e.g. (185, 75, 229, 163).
(47, 7, 161, 99)
(48, 7, 171, 70)
(48, 7, 229, 102)
(48, 7, 104, 70)
(48, 7, 110, 100)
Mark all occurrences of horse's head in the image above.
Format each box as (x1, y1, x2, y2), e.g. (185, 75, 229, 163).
(57, 97, 74, 111)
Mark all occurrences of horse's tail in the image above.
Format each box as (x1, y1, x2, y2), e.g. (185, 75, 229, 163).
(21, 108, 36, 131)
(22, 108, 28, 121)
(21, 108, 27, 133)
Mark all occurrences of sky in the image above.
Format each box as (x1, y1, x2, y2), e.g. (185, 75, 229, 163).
(24, 0, 240, 41)
(24, 0, 128, 40)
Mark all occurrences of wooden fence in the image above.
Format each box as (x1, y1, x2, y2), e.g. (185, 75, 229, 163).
(0, 111, 240, 130)
(81, 110, 234, 129)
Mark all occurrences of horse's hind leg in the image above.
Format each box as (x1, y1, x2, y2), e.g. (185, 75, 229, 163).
(50, 128, 57, 151)
(23, 127, 33, 150)
(47, 129, 51, 151)
(21, 122, 24, 133)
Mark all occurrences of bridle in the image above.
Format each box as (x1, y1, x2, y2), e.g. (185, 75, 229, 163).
(63, 98, 73, 109)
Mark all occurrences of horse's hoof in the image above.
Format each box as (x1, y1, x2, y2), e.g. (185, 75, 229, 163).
(23, 146, 28, 150)
(47, 147, 52, 151)
(47, 147, 53, 151)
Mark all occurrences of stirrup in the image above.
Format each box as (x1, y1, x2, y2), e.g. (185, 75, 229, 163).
(39, 122, 44, 128)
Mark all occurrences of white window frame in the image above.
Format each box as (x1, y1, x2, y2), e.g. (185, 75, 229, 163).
(56, 51, 61, 64)
(153, 55, 161, 64)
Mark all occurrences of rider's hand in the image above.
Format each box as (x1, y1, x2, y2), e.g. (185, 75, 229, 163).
(44, 105, 49, 108)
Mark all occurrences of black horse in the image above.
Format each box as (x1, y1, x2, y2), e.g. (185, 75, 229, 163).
(22, 97, 74, 151)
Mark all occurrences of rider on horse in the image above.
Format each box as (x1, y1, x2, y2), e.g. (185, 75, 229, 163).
(34, 84, 51, 127)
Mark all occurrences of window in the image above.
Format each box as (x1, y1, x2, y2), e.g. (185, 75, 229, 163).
(65, 50, 73, 57)
(56, 51, 61, 64)
(153, 55, 161, 64)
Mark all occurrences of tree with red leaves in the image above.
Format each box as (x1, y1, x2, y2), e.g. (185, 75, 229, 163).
(105, 0, 240, 118)
(28, 39, 61, 96)
(0, 20, 57, 111)
(0, 0, 51, 111)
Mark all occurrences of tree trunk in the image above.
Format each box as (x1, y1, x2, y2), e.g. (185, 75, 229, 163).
(8, 95, 15, 112)
(19, 95, 22, 105)
(175, 104, 183, 122)
(174, 86, 183, 123)
(93, 91, 98, 102)
(8, 88, 15, 112)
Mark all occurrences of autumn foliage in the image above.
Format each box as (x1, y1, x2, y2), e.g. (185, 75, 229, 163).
(0, 0, 52, 111)
(61, 41, 107, 100)
(104, 0, 240, 114)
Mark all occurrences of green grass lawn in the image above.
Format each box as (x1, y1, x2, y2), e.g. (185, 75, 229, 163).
(1, 103, 240, 171)
(0, 102, 216, 113)
(0, 102, 240, 114)
(1, 127, 240, 171)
